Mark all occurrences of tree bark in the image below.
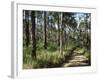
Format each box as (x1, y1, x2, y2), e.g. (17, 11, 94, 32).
(25, 10, 30, 46)
(57, 13, 60, 46)
(44, 11, 47, 49)
(60, 12, 63, 54)
(31, 11, 36, 59)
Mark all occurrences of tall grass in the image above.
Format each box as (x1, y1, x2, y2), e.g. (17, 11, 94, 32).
(23, 42, 89, 69)
(23, 44, 75, 69)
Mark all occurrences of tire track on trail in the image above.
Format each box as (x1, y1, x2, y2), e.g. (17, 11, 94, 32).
(62, 48, 89, 67)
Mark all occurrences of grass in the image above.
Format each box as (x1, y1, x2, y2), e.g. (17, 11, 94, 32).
(23, 49, 68, 69)
(23, 42, 90, 69)
(23, 43, 76, 69)
(84, 49, 91, 60)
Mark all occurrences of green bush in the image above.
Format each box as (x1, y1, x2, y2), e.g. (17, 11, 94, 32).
(84, 50, 91, 60)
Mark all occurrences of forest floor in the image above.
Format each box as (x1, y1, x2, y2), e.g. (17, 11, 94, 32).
(62, 48, 89, 67)
(23, 45, 90, 69)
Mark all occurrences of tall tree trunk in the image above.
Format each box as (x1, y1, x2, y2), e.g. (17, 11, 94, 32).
(60, 12, 63, 54)
(25, 10, 30, 46)
(31, 11, 36, 59)
(57, 13, 60, 46)
(64, 29, 66, 49)
(44, 11, 47, 49)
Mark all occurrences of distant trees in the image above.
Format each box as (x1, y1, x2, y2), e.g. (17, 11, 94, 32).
(76, 13, 91, 49)
(59, 12, 77, 54)
(84, 13, 91, 49)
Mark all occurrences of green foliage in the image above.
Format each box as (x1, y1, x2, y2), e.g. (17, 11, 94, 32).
(23, 45, 32, 64)
(84, 49, 91, 60)
(36, 41, 44, 50)
(23, 45, 76, 69)
(47, 42, 58, 52)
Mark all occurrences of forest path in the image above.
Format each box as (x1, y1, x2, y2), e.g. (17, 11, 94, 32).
(62, 48, 89, 67)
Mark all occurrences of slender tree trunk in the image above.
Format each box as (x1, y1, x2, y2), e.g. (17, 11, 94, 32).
(64, 30, 66, 49)
(44, 11, 47, 49)
(31, 11, 36, 59)
(47, 15, 50, 39)
(60, 12, 63, 54)
(57, 13, 60, 46)
(23, 10, 25, 46)
(25, 10, 30, 46)
(86, 15, 89, 49)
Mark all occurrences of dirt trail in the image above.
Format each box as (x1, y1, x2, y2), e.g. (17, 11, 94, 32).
(62, 49, 89, 67)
